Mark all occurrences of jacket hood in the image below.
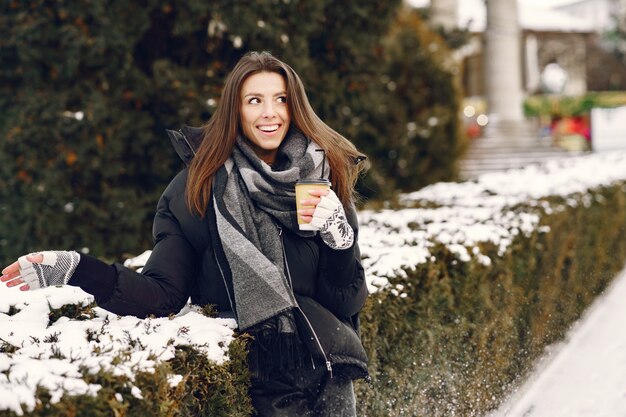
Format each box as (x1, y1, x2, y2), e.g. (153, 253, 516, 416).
(166, 125, 204, 165)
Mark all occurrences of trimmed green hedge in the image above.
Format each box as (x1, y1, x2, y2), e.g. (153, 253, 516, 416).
(6, 337, 252, 417)
(355, 183, 626, 416)
(2, 183, 625, 416)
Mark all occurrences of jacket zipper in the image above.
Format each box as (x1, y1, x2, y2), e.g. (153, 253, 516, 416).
(278, 226, 333, 378)
(214, 251, 237, 321)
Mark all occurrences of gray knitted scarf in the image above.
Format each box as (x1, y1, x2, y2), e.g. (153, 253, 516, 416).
(212, 127, 328, 332)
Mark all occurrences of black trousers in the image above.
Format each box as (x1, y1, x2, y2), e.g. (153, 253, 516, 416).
(249, 362, 357, 417)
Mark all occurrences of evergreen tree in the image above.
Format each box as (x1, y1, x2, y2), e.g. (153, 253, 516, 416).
(356, 9, 465, 194)
(0, 1, 462, 264)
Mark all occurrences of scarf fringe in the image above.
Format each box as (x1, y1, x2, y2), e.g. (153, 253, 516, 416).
(248, 328, 310, 381)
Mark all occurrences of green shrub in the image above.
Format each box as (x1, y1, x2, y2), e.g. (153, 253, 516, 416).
(0, 292, 251, 417)
(0, 1, 467, 265)
(355, 183, 626, 416)
(0, 0, 398, 264)
(1, 178, 625, 416)
(355, 9, 466, 197)
(524, 91, 626, 117)
(0, 337, 252, 417)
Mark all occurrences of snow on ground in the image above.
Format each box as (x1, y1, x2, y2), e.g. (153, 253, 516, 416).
(1, 150, 626, 414)
(490, 262, 626, 417)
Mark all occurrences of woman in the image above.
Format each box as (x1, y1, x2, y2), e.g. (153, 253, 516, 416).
(1, 51, 369, 416)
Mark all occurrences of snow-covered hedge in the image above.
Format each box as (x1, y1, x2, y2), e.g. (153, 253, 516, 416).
(355, 151, 626, 416)
(0, 288, 252, 417)
(360, 151, 626, 290)
(2, 151, 626, 416)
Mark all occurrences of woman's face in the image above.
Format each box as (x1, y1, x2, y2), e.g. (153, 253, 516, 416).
(239, 71, 291, 164)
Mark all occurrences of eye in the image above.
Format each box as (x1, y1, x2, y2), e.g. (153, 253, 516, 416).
(248, 97, 261, 104)
(277, 96, 287, 104)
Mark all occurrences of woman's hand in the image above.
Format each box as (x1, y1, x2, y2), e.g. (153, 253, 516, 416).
(297, 189, 354, 250)
(1, 251, 80, 291)
(1, 253, 43, 291)
(297, 188, 330, 224)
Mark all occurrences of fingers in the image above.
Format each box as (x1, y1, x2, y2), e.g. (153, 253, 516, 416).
(4, 276, 31, 291)
(305, 189, 330, 198)
(299, 189, 331, 206)
(299, 197, 322, 207)
(27, 254, 44, 263)
(298, 189, 330, 224)
(2, 253, 43, 292)
(2, 254, 43, 275)
(6, 277, 25, 288)
(2, 272, 25, 289)
(1, 269, 21, 282)
(299, 214, 314, 224)
(298, 205, 314, 223)
(1, 271, 31, 290)
(1, 260, 20, 275)
(297, 207, 316, 216)
(297, 207, 316, 223)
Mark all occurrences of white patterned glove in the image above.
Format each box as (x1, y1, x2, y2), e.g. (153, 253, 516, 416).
(309, 190, 354, 250)
(18, 251, 80, 290)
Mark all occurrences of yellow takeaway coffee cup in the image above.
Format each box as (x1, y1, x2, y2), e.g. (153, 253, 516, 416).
(295, 178, 331, 231)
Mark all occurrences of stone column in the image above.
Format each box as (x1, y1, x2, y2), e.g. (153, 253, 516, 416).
(525, 34, 540, 93)
(483, 0, 525, 122)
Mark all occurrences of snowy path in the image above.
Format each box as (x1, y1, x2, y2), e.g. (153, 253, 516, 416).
(492, 263, 626, 417)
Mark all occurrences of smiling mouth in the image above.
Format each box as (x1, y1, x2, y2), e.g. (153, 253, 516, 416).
(257, 124, 280, 133)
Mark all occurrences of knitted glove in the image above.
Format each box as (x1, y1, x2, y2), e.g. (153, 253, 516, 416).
(18, 251, 80, 290)
(309, 190, 354, 250)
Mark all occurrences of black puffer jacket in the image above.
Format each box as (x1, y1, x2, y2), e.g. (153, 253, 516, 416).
(70, 126, 369, 379)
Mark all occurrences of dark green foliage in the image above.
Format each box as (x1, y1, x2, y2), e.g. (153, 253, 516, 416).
(0, 366, 180, 417)
(0, 1, 464, 264)
(198, 303, 219, 318)
(355, 183, 626, 416)
(524, 92, 626, 117)
(0, 339, 19, 354)
(0, 334, 252, 417)
(356, 10, 465, 196)
(413, 5, 471, 50)
(6, 305, 20, 316)
(168, 335, 253, 417)
(0, 0, 191, 264)
(1, 187, 624, 415)
(48, 300, 97, 325)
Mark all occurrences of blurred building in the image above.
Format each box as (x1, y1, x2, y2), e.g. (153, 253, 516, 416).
(555, 0, 626, 90)
(554, 0, 617, 31)
(409, 0, 626, 178)
(408, 0, 626, 96)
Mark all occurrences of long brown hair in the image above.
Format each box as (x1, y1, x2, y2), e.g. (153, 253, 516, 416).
(186, 51, 366, 217)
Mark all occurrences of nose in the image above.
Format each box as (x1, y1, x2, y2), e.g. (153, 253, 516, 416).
(261, 101, 277, 118)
